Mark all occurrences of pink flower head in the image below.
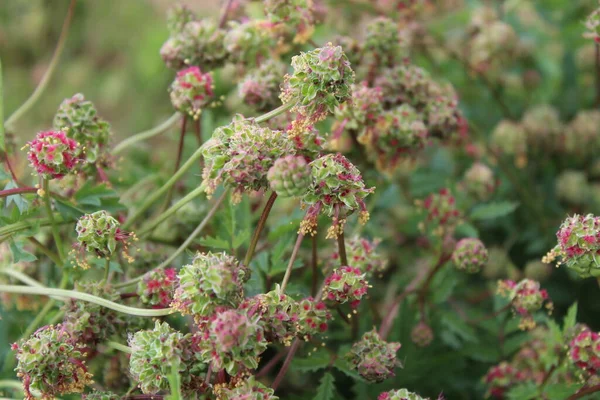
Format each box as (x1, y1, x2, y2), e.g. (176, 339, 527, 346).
(26, 130, 81, 179)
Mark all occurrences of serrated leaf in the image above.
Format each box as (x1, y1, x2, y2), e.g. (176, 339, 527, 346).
(4, 181, 28, 213)
(470, 201, 519, 220)
(333, 357, 367, 382)
(198, 235, 230, 250)
(9, 239, 37, 263)
(292, 349, 331, 373)
(313, 372, 335, 400)
(232, 229, 250, 250)
(441, 314, 478, 343)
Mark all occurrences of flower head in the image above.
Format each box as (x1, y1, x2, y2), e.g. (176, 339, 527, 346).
(75, 211, 132, 263)
(267, 155, 312, 198)
(411, 321, 434, 347)
(378, 389, 428, 400)
(522, 104, 562, 151)
(25, 130, 81, 179)
(452, 238, 488, 274)
(265, 0, 316, 44)
(322, 265, 369, 308)
(332, 83, 383, 142)
(584, 7, 600, 43)
(224, 20, 275, 67)
(491, 120, 527, 165)
(462, 162, 496, 201)
(555, 170, 590, 206)
(345, 329, 401, 383)
(569, 326, 600, 375)
(563, 110, 600, 156)
(416, 188, 462, 236)
(169, 66, 214, 120)
(137, 268, 178, 308)
(216, 376, 279, 400)
(295, 297, 331, 340)
(239, 59, 286, 112)
(497, 279, 552, 330)
(330, 235, 387, 278)
(484, 362, 521, 399)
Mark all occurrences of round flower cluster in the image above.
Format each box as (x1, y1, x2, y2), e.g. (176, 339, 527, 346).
(300, 153, 374, 239)
(564, 110, 600, 157)
(13, 324, 93, 399)
(484, 362, 522, 399)
(415, 188, 462, 236)
(201, 116, 295, 200)
(332, 83, 383, 142)
(264, 0, 316, 44)
(411, 321, 434, 347)
(296, 297, 331, 340)
(425, 92, 467, 142)
(216, 376, 279, 400)
(53, 93, 111, 167)
(169, 66, 214, 120)
(569, 326, 600, 376)
(468, 19, 518, 72)
(555, 170, 590, 206)
(462, 162, 496, 201)
(491, 120, 527, 166)
(25, 130, 81, 180)
(359, 105, 428, 171)
(375, 64, 436, 108)
(280, 43, 354, 124)
(238, 59, 286, 112)
(331, 235, 387, 278)
(584, 7, 600, 43)
(198, 309, 268, 374)
(362, 17, 405, 68)
(545, 214, 600, 278)
(322, 265, 369, 308)
(224, 20, 274, 67)
(171, 252, 247, 319)
(497, 279, 552, 330)
(452, 238, 488, 274)
(267, 155, 312, 198)
(345, 329, 401, 383)
(75, 210, 132, 263)
(522, 104, 563, 151)
(136, 267, 178, 308)
(378, 389, 428, 400)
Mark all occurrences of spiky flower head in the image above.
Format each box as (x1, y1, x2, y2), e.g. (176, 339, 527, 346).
(296, 297, 331, 340)
(198, 309, 268, 374)
(522, 104, 562, 151)
(452, 238, 488, 274)
(374, 64, 436, 108)
(239, 59, 286, 112)
(332, 83, 383, 141)
(137, 267, 178, 308)
(264, 0, 316, 44)
(364, 17, 404, 59)
(484, 362, 521, 399)
(13, 324, 93, 399)
(497, 279, 552, 330)
(171, 252, 247, 318)
(128, 321, 186, 394)
(378, 389, 428, 400)
(25, 130, 81, 180)
(267, 155, 312, 198)
(555, 170, 590, 206)
(322, 265, 369, 308)
(415, 188, 462, 236)
(569, 326, 600, 375)
(491, 120, 527, 165)
(330, 235, 387, 278)
(53, 93, 111, 166)
(201, 116, 295, 199)
(425, 92, 467, 141)
(345, 329, 401, 383)
(462, 162, 495, 201)
(546, 214, 600, 278)
(75, 210, 132, 260)
(584, 7, 600, 43)
(280, 43, 354, 123)
(564, 110, 600, 156)
(169, 66, 214, 120)
(411, 321, 434, 347)
(241, 284, 298, 346)
(225, 20, 274, 67)
(359, 105, 428, 171)
(300, 153, 374, 239)
(160, 18, 228, 70)
(216, 376, 279, 400)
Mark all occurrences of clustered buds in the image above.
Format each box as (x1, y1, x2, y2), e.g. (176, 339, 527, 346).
(25, 130, 81, 180)
(345, 329, 401, 383)
(555, 170, 590, 206)
(484, 362, 521, 399)
(332, 83, 382, 143)
(267, 155, 312, 198)
(462, 162, 496, 201)
(301, 153, 374, 238)
(169, 66, 214, 120)
(545, 214, 600, 278)
(378, 389, 428, 400)
(216, 376, 279, 400)
(411, 321, 434, 348)
(136, 268, 178, 308)
(239, 59, 286, 112)
(564, 110, 600, 157)
(224, 20, 274, 67)
(264, 0, 316, 44)
(331, 235, 387, 278)
(416, 188, 462, 236)
(322, 265, 369, 308)
(569, 326, 600, 376)
(295, 297, 331, 340)
(171, 252, 247, 318)
(452, 238, 488, 274)
(491, 120, 527, 167)
(13, 324, 93, 399)
(497, 279, 552, 330)
(522, 104, 562, 151)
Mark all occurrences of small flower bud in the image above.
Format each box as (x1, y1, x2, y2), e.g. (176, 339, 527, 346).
(75, 211, 131, 259)
(239, 60, 286, 112)
(267, 155, 311, 198)
(378, 389, 428, 400)
(330, 235, 387, 278)
(411, 321, 434, 347)
(25, 130, 81, 180)
(216, 376, 279, 400)
(462, 162, 496, 201)
(522, 104, 562, 151)
(322, 265, 368, 308)
(497, 279, 552, 330)
(296, 297, 331, 340)
(166, 4, 196, 35)
(563, 110, 600, 157)
(345, 329, 401, 383)
(452, 238, 488, 274)
(484, 362, 520, 399)
(416, 188, 462, 235)
(549, 214, 600, 278)
(491, 120, 527, 164)
(137, 268, 178, 308)
(569, 326, 600, 375)
(169, 66, 214, 119)
(224, 20, 274, 67)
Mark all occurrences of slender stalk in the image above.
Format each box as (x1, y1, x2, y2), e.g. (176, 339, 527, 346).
(27, 237, 62, 267)
(311, 234, 318, 296)
(116, 190, 228, 289)
(0, 285, 174, 316)
(596, 42, 600, 108)
(42, 180, 64, 261)
(272, 338, 301, 391)
(568, 384, 600, 400)
(162, 116, 188, 210)
(254, 103, 293, 124)
(337, 230, 348, 266)
(0, 269, 45, 289)
(280, 233, 305, 294)
(0, 216, 70, 238)
(113, 112, 181, 155)
(0, 187, 36, 198)
(0, 380, 22, 391)
(243, 192, 277, 267)
(103, 258, 111, 284)
(4, 0, 76, 129)
(0, 57, 4, 152)
(218, 0, 235, 28)
(256, 350, 286, 378)
(107, 341, 133, 354)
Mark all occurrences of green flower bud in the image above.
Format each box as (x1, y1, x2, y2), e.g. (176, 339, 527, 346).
(225, 20, 275, 67)
(239, 59, 287, 112)
(411, 321, 434, 347)
(462, 162, 495, 201)
(330, 235, 387, 278)
(378, 388, 428, 400)
(75, 210, 131, 260)
(564, 110, 600, 157)
(345, 329, 401, 383)
(216, 376, 279, 400)
(491, 120, 527, 164)
(452, 238, 488, 274)
(267, 155, 312, 198)
(522, 105, 562, 151)
(555, 170, 590, 206)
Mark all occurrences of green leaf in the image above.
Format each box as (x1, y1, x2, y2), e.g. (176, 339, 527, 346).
(470, 201, 519, 221)
(54, 198, 86, 219)
(506, 382, 539, 400)
(4, 181, 28, 214)
(9, 239, 37, 263)
(198, 235, 230, 250)
(292, 349, 331, 373)
(232, 229, 250, 250)
(563, 302, 578, 333)
(333, 357, 367, 382)
(441, 314, 478, 343)
(313, 372, 335, 400)
(542, 383, 579, 400)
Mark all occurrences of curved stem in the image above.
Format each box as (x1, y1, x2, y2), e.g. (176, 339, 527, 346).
(162, 115, 188, 210)
(218, 0, 235, 28)
(113, 112, 181, 155)
(280, 233, 304, 294)
(107, 341, 133, 354)
(0, 269, 45, 289)
(42, 180, 64, 262)
(0, 187, 33, 199)
(272, 338, 301, 391)
(568, 384, 600, 400)
(4, 0, 77, 129)
(116, 190, 228, 289)
(254, 103, 293, 124)
(0, 57, 4, 151)
(0, 285, 174, 316)
(20, 274, 69, 340)
(243, 192, 277, 267)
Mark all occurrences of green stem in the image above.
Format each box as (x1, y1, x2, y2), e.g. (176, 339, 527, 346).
(4, 0, 76, 129)
(27, 237, 62, 267)
(162, 115, 188, 212)
(280, 233, 304, 294)
(116, 190, 228, 289)
(0, 216, 70, 238)
(107, 341, 133, 354)
(337, 230, 348, 266)
(42, 180, 64, 261)
(254, 103, 293, 124)
(243, 192, 277, 267)
(137, 186, 205, 238)
(0, 285, 174, 317)
(103, 258, 111, 284)
(0, 269, 46, 289)
(113, 112, 182, 155)
(0, 380, 22, 391)
(0, 57, 5, 152)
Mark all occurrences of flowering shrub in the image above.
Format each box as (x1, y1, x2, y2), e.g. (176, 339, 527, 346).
(3, 2, 600, 400)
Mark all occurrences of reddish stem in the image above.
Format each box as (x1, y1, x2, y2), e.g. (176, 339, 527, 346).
(568, 383, 600, 400)
(256, 350, 286, 378)
(0, 187, 37, 198)
(311, 234, 318, 296)
(272, 338, 301, 391)
(337, 230, 348, 266)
